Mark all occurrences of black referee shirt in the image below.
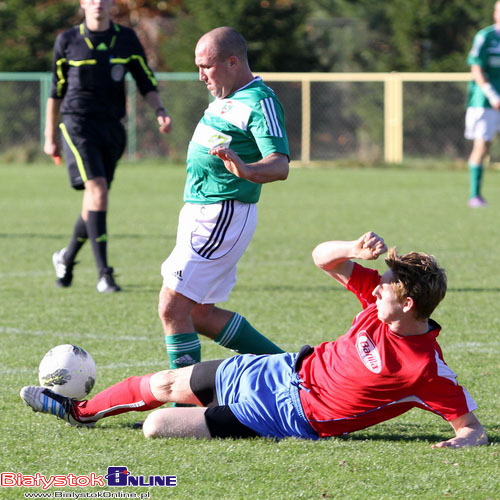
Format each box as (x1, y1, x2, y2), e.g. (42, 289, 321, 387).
(50, 22, 158, 121)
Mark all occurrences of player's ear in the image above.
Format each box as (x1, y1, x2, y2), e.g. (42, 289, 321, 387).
(227, 56, 238, 68)
(402, 296, 414, 314)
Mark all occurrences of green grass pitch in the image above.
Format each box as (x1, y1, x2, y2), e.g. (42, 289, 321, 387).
(0, 162, 499, 499)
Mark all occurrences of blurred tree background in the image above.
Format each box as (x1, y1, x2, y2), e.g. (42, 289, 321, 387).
(0, 0, 496, 73)
(0, 0, 497, 163)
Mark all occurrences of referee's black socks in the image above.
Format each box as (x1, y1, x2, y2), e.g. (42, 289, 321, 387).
(65, 215, 88, 263)
(87, 210, 109, 276)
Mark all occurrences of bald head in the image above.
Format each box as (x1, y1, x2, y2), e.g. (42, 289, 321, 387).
(197, 27, 248, 64)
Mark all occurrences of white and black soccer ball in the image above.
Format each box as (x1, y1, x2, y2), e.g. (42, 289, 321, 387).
(38, 344, 97, 400)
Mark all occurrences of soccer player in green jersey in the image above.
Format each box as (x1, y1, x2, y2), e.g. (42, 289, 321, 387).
(159, 27, 290, 372)
(465, 1, 500, 207)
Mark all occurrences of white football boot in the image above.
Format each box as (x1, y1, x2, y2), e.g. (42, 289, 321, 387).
(20, 386, 95, 427)
(52, 248, 77, 288)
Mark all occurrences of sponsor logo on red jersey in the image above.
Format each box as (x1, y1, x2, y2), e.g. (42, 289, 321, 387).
(356, 331, 382, 373)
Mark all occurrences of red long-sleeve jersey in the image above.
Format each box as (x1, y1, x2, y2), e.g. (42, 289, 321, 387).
(298, 263, 477, 438)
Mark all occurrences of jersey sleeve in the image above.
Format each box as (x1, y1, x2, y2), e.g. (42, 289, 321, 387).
(467, 31, 488, 68)
(345, 263, 380, 309)
(126, 29, 158, 95)
(50, 33, 69, 99)
(415, 352, 478, 421)
(248, 95, 290, 158)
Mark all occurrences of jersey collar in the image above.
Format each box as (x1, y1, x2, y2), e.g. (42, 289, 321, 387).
(79, 22, 120, 51)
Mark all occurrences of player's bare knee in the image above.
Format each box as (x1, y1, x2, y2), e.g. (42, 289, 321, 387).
(158, 293, 174, 321)
(142, 411, 163, 438)
(158, 288, 186, 323)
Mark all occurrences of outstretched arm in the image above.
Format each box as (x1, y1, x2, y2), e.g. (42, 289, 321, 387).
(209, 148, 289, 184)
(432, 412, 488, 449)
(312, 232, 387, 286)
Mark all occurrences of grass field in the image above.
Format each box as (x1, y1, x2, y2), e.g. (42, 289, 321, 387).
(0, 162, 499, 500)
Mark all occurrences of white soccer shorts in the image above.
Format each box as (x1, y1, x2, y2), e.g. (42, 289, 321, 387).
(465, 107, 500, 141)
(161, 200, 257, 304)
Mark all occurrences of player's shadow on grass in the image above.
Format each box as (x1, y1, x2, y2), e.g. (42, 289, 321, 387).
(96, 417, 500, 445)
(338, 423, 499, 444)
(99, 420, 500, 444)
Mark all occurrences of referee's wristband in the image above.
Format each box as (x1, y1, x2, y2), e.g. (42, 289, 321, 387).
(155, 106, 167, 115)
(481, 83, 500, 107)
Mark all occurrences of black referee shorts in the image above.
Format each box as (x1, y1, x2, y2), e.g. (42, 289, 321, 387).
(190, 360, 259, 439)
(59, 115, 126, 190)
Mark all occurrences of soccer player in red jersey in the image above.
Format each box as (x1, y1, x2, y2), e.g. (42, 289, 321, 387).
(21, 232, 487, 448)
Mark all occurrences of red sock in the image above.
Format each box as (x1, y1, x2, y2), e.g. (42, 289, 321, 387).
(73, 374, 164, 422)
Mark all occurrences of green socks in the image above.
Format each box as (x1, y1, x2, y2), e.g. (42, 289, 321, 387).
(165, 333, 201, 369)
(165, 314, 283, 370)
(214, 313, 284, 354)
(469, 163, 483, 198)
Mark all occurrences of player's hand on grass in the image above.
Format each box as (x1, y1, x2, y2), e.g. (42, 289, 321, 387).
(355, 232, 387, 261)
(432, 413, 488, 448)
(431, 433, 488, 448)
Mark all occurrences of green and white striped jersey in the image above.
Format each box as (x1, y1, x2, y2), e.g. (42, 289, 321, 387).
(184, 77, 289, 204)
(467, 25, 500, 108)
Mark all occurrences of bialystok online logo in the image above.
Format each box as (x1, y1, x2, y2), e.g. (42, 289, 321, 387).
(105, 467, 176, 487)
(0, 466, 177, 490)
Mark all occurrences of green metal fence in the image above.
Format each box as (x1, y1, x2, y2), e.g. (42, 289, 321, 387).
(0, 72, 472, 164)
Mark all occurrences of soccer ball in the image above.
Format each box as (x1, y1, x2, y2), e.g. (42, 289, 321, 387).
(38, 344, 97, 400)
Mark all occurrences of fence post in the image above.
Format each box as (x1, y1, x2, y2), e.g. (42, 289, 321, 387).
(40, 73, 52, 147)
(301, 78, 311, 164)
(384, 73, 403, 163)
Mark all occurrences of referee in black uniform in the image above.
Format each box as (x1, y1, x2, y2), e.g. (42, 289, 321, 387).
(45, 0, 171, 293)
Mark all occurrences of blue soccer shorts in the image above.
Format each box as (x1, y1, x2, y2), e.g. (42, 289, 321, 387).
(215, 352, 319, 440)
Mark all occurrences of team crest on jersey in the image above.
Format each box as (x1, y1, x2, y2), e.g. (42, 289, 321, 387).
(111, 64, 125, 82)
(207, 99, 251, 130)
(220, 101, 233, 114)
(356, 331, 382, 373)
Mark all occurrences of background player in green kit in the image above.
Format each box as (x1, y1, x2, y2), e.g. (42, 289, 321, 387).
(159, 27, 290, 370)
(46, 0, 171, 292)
(465, 1, 500, 208)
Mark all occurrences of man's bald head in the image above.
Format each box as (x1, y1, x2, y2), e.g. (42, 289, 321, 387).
(197, 27, 248, 64)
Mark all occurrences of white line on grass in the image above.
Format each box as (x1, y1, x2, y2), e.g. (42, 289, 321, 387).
(1, 326, 157, 342)
(1, 359, 171, 376)
(443, 341, 500, 352)
(2, 327, 151, 341)
(1, 326, 297, 350)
